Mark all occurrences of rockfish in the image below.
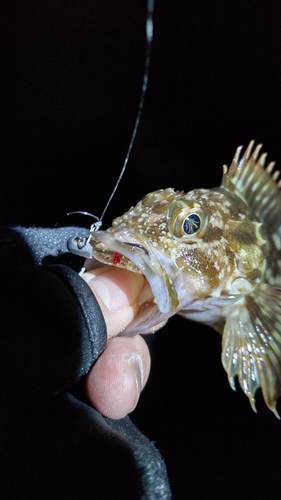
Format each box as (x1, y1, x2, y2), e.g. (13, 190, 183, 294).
(89, 141, 281, 416)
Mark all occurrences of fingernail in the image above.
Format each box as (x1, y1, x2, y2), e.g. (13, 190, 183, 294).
(89, 277, 119, 311)
(128, 355, 143, 411)
(137, 279, 154, 305)
(84, 268, 145, 312)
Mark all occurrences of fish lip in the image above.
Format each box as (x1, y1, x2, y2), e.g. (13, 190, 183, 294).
(91, 229, 180, 319)
(92, 230, 152, 275)
(122, 242, 149, 256)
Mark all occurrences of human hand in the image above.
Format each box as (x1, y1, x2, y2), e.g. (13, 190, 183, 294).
(82, 267, 156, 419)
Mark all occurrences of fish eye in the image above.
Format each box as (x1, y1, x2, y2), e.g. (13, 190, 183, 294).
(182, 213, 202, 235)
(168, 201, 207, 240)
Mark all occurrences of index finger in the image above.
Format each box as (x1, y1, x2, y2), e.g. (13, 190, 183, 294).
(82, 267, 146, 338)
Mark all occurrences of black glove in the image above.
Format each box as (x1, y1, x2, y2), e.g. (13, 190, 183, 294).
(0, 226, 171, 500)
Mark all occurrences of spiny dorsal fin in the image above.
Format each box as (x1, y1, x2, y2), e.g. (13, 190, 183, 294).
(221, 141, 281, 233)
(222, 283, 281, 417)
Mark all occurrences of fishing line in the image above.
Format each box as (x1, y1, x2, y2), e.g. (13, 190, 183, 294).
(99, 0, 154, 224)
(68, 0, 155, 235)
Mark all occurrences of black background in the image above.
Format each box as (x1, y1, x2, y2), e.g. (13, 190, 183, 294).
(2, 1, 281, 498)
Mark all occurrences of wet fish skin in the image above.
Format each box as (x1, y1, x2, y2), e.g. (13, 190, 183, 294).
(92, 141, 281, 417)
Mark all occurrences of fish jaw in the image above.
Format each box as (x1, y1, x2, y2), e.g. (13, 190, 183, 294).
(91, 228, 182, 316)
(90, 228, 243, 335)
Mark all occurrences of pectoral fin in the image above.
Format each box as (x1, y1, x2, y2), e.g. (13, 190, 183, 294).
(221, 284, 281, 417)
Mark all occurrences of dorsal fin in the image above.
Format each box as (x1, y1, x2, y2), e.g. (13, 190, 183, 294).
(221, 141, 281, 233)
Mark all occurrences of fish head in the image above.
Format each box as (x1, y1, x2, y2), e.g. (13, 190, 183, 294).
(91, 185, 267, 333)
(82, 141, 281, 416)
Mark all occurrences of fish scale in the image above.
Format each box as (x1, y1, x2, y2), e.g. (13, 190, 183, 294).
(88, 142, 281, 417)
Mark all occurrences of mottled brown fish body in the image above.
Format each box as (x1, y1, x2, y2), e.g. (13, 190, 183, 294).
(92, 141, 281, 417)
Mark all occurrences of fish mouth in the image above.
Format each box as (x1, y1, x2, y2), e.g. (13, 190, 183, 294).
(87, 229, 180, 335)
(93, 241, 149, 274)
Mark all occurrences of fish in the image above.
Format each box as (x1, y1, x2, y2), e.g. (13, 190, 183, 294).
(89, 141, 281, 417)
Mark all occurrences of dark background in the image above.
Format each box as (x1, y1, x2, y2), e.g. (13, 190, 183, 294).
(1, 1, 281, 498)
